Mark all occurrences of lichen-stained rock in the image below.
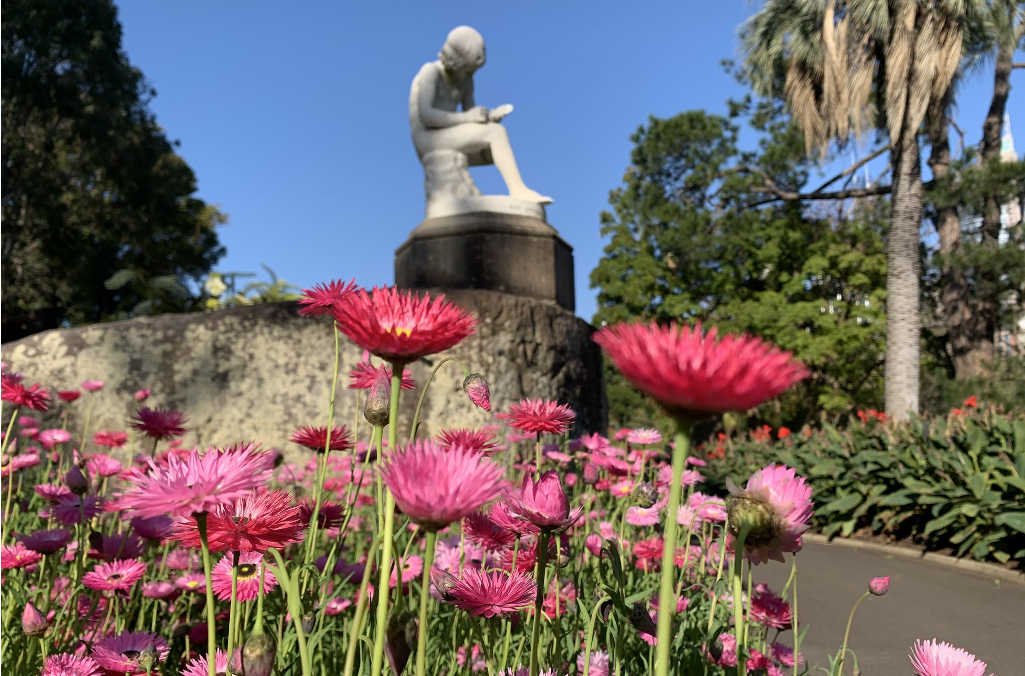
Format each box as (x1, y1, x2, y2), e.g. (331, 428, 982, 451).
(2, 291, 606, 461)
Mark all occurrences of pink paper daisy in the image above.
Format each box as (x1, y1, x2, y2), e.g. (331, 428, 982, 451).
(35, 483, 73, 503)
(81, 380, 104, 392)
(142, 581, 178, 599)
(108, 445, 273, 519)
(440, 567, 536, 618)
(909, 639, 991, 676)
(41, 654, 102, 676)
(92, 631, 169, 674)
(436, 428, 501, 455)
(501, 399, 575, 435)
(92, 431, 129, 449)
(82, 559, 146, 592)
(1, 542, 43, 568)
(508, 471, 581, 532)
(57, 390, 82, 402)
(180, 650, 230, 676)
(174, 490, 305, 552)
(390, 554, 423, 587)
(626, 428, 662, 445)
(732, 464, 813, 564)
(348, 360, 415, 390)
(130, 407, 187, 440)
(577, 650, 611, 676)
(464, 511, 517, 551)
(593, 322, 808, 417)
(211, 551, 277, 601)
(21, 528, 73, 554)
(1, 379, 51, 411)
(38, 428, 71, 449)
(330, 286, 476, 363)
(749, 584, 792, 629)
(380, 441, 505, 530)
(289, 425, 354, 453)
(298, 278, 358, 316)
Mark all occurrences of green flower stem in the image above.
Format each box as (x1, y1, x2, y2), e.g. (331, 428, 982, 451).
(196, 513, 217, 676)
(534, 433, 542, 476)
(226, 551, 241, 665)
(791, 559, 800, 676)
(370, 366, 404, 676)
(528, 531, 550, 676)
(1, 406, 20, 456)
(79, 394, 96, 454)
(654, 426, 691, 676)
(836, 591, 870, 675)
(582, 596, 609, 676)
(415, 530, 438, 676)
(269, 549, 312, 676)
(305, 322, 342, 566)
(253, 561, 267, 635)
(731, 528, 750, 676)
(706, 529, 730, 632)
(408, 356, 462, 442)
(2, 465, 15, 545)
(343, 534, 380, 676)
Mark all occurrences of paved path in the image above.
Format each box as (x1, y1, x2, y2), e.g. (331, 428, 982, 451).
(755, 540, 1025, 675)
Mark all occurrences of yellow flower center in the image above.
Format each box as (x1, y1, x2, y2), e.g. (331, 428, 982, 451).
(387, 326, 412, 338)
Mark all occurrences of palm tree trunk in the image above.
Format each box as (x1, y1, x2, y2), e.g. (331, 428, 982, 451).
(886, 132, 923, 421)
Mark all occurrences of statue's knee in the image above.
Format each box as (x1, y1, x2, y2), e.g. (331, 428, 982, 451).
(485, 122, 509, 141)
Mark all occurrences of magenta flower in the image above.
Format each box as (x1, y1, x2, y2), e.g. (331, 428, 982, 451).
(749, 584, 792, 629)
(440, 567, 536, 617)
(142, 581, 178, 599)
(86, 453, 123, 475)
(134, 389, 151, 401)
(174, 490, 305, 552)
(53, 495, 103, 525)
(380, 441, 505, 530)
(1, 542, 43, 568)
(436, 428, 501, 455)
(131, 515, 174, 541)
(463, 511, 516, 551)
(92, 534, 144, 561)
(593, 322, 808, 417)
(21, 528, 72, 554)
(488, 500, 539, 536)
(734, 464, 813, 564)
(93, 431, 129, 448)
(180, 650, 230, 676)
(298, 278, 358, 316)
(289, 425, 354, 453)
(175, 573, 207, 593)
(130, 407, 187, 440)
(1, 379, 51, 411)
(501, 399, 576, 435)
(577, 650, 611, 676)
(57, 390, 82, 402)
(108, 445, 273, 519)
(909, 638, 992, 676)
(463, 373, 491, 411)
(92, 631, 169, 674)
(38, 429, 71, 449)
(390, 554, 423, 588)
(626, 504, 662, 527)
(330, 286, 476, 363)
(34, 482, 70, 503)
(348, 359, 415, 390)
(41, 654, 102, 676)
(869, 575, 890, 596)
(22, 601, 48, 636)
(509, 471, 581, 532)
(211, 551, 277, 601)
(82, 559, 146, 592)
(81, 380, 104, 392)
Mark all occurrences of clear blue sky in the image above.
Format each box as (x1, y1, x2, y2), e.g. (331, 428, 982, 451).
(114, 2, 1022, 322)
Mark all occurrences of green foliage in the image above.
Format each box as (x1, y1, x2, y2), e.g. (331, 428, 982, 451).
(591, 98, 887, 431)
(2, 0, 226, 339)
(705, 406, 1025, 565)
(202, 265, 302, 311)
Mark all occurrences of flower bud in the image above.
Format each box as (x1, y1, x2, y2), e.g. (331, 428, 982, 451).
(241, 633, 276, 676)
(364, 371, 390, 427)
(137, 647, 158, 673)
(636, 482, 658, 509)
(726, 493, 778, 547)
(21, 601, 47, 636)
(868, 576, 890, 596)
(462, 373, 491, 411)
(64, 465, 89, 495)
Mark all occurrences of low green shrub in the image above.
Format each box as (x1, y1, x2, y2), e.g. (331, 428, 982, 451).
(703, 403, 1025, 565)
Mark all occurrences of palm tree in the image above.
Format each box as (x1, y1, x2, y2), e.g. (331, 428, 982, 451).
(742, 0, 975, 421)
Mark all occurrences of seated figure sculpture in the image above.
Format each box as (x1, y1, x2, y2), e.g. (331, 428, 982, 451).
(409, 26, 552, 216)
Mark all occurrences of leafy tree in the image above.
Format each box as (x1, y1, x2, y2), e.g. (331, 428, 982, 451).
(2, 0, 225, 339)
(742, 0, 978, 420)
(591, 98, 887, 433)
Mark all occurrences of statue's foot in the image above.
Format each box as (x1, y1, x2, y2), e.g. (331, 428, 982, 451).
(511, 187, 553, 205)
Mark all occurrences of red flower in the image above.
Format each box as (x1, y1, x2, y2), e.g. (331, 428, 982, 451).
(501, 399, 576, 435)
(962, 395, 977, 409)
(298, 279, 358, 316)
(436, 428, 501, 455)
(93, 430, 129, 448)
(130, 407, 187, 440)
(289, 425, 354, 453)
(1, 379, 51, 412)
(57, 390, 81, 402)
(777, 427, 791, 440)
(593, 322, 808, 417)
(174, 490, 305, 552)
(463, 511, 516, 551)
(330, 286, 476, 363)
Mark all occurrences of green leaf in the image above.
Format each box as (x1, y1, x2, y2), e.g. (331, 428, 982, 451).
(966, 473, 986, 500)
(104, 268, 137, 290)
(923, 509, 960, 536)
(994, 512, 1025, 534)
(820, 493, 862, 515)
(877, 491, 913, 506)
(958, 503, 980, 518)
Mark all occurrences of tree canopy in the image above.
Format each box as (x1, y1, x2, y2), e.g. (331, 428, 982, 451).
(2, 0, 225, 340)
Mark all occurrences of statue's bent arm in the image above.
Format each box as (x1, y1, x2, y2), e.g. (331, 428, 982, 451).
(415, 66, 465, 130)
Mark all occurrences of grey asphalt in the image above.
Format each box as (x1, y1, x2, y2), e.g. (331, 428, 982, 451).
(755, 540, 1025, 675)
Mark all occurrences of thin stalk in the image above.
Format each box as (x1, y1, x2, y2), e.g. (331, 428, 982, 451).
(409, 357, 457, 442)
(196, 513, 218, 676)
(528, 531, 550, 676)
(706, 528, 729, 632)
(226, 551, 241, 663)
(305, 321, 343, 565)
(342, 536, 379, 676)
(78, 395, 96, 454)
(370, 366, 405, 676)
(534, 433, 542, 476)
(654, 426, 690, 676)
(581, 596, 609, 676)
(415, 530, 438, 676)
(1, 406, 20, 456)
(731, 529, 749, 676)
(836, 591, 870, 675)
(253, 562, 266, 634)
(792, 559, 800, 676)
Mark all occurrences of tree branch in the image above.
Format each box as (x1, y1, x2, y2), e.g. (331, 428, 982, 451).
(742, 183, 894, 209)
(811, 146, 889, 194)
(1013, 62, 1025, 70)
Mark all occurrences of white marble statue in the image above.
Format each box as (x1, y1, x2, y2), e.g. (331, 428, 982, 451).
(409, 26, 552, 217)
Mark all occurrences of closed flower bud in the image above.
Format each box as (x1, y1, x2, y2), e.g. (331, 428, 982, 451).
(21, 602, 47, 636)
(364, 371, 391, 427)
(241, 633, 276, 676)
(462, 373, 491, 411)
(137, 647, 158, 673)
(868, 576, 889, 596)
(726, 493, 778, 547)
(64, 465, 89, 495)
(636, 482, 658, 509)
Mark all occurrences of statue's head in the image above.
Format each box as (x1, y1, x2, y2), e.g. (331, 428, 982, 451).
(439, 26, 486, 77)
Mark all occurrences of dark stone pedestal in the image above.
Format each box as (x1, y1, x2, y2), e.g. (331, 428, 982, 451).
(394, 212, 575, 312)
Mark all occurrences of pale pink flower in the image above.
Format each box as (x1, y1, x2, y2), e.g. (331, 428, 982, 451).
(180, 650, 230, 676)
(81, 380, 104, 392)
(737, 464, 813, 564)
(211, 551, 277, 601)
(440, 567, 536, 617)
(909, 639, 992, 676)
(626, 504, 663, 527)
(41, 654, 102, 676)
(626, 428, 662, 445)
(576, 650, 610, 676)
